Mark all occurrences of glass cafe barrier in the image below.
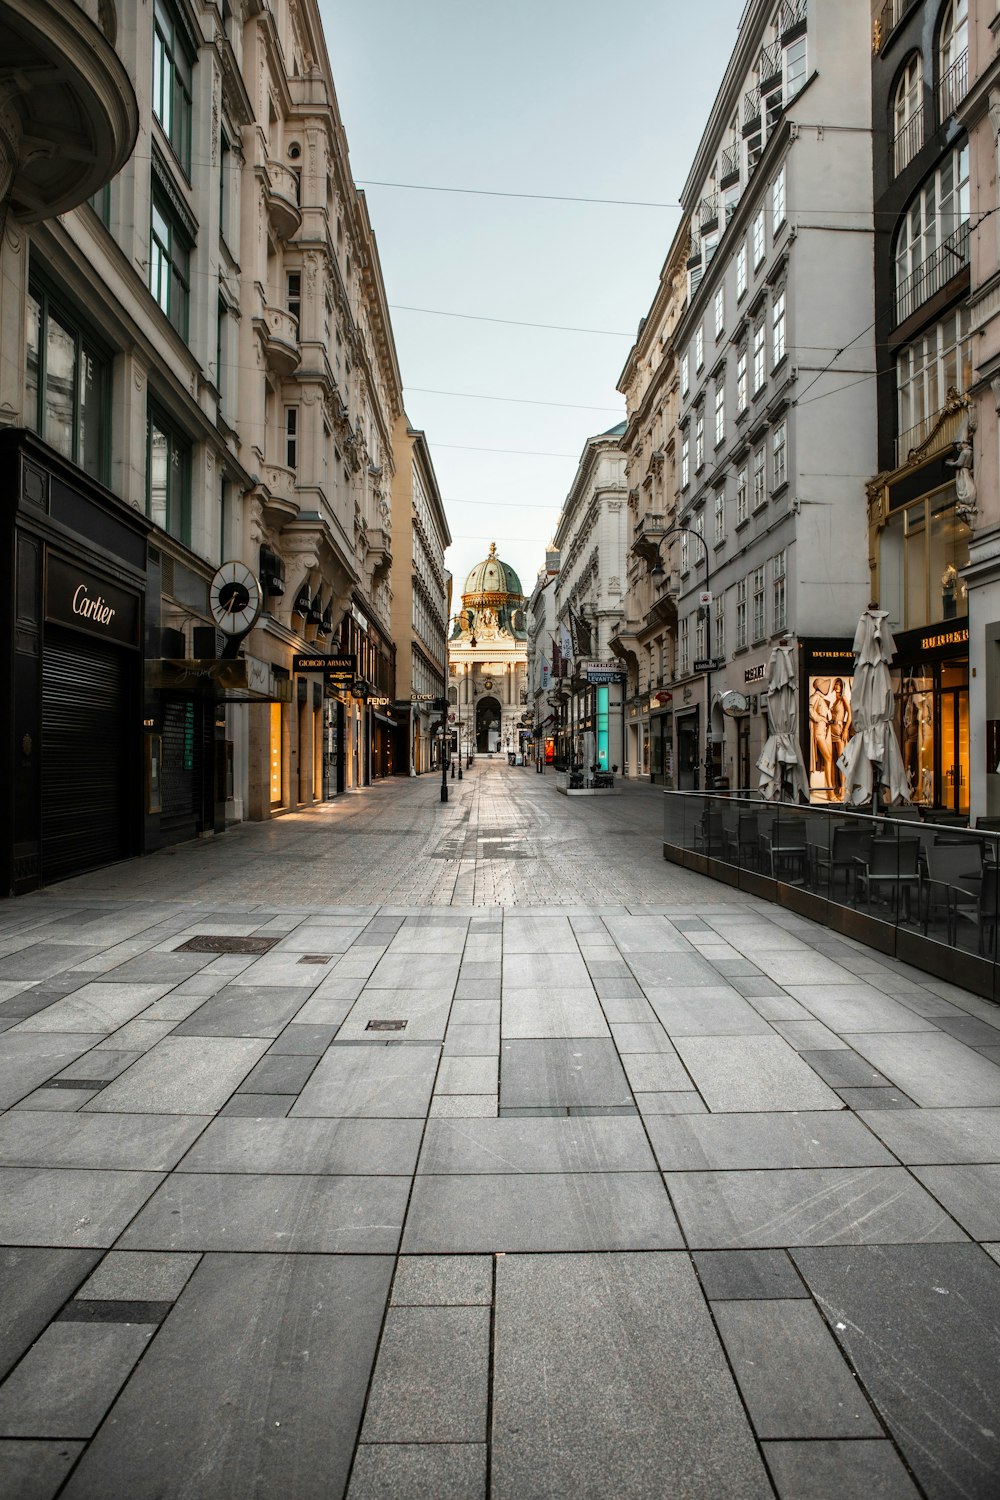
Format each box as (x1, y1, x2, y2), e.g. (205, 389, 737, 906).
(663, 789, 1000, 1004)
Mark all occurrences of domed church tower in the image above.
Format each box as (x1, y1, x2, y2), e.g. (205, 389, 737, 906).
(449, 543, 530, 756)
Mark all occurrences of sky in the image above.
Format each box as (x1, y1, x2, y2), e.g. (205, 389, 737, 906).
(319, 0, 749, 608)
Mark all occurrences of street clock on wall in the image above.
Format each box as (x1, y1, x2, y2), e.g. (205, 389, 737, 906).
(209, 560, 263, 637)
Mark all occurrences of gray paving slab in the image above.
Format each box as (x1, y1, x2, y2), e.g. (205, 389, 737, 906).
(293, 979, 366, 1014)
(292, 1045, 439, 1118)
(644, 988, 774, 1035)
(499, 1038, 632, 1109)
(237, 1053, 318, 1094)
(347, 1444, 486, 1500)
(337, 994, 452, 1042)
(843, 1031, 1000, 1107)
(771, 1019, 849, 1050)
(0, 1034, 107, 1109)
(402, 1172, 681, 1253)
(608, 1022, 675, 1053)
(54, 1050, 142, 1083)
(762, 1440, 921, 1499)
(361, 1305, 489, 1442)
(442, 1023, 499, 1056)
(693, 1249, 808, 1300)
(646, 1111, 895, 1171)
(448, 998, 500, 1025)
(93, 1019, 176, 1052)
(177, 1117, 423, 1175)
(785, 985, 940, 1033)
(0, 1248, 101, 1381)
(928, 1013, 1000, 1047)
(77, 1250, 201, 1302)
(83, 1036, 269, 1114)
(837, 1086, 918, 1109)
(268, 1023, 339, 1054)
(429, 1095, 498, 1117)
(621, 1052, 692, 1092)
(624, 951, 725, 986)
(598, 995, 658, 1023)
(500, 992, 609, 1038)
(0, 1112, 208, 1170)
(491, 1252, 771, 1500)
(0, 945, 93, 980)
(635, 1090, 709, 1114)
(0, 1321, 153, 1437)
(219, 1093, 293, 1116)
(417, 1115, 656, 1175)
(118, 1172, 409, 1252)
(714, 1298, 882, 1439)
(502, 951, 591, 988)
(365, 953, 461, 990)
(742, 990, 812, 1019)
(0, 1438, 85, 1500)
(792, 1244, 1000, 1500)
(798, 1049, 893, 1087)
(910, 1164, 1000, 1239)
(666, 1167, 968, 1248)
(13, 1087, 100, 1111)
(6, 983, 173, 1035)
(0, 1167, 164, 1247)
(390, 1256, 492, 1306)
(60, 1253, 391, 1500)
(434, 1055, 497, 1094)
(171, 987, 310, 1037)
(502, 917, 578, 952)
(858, 1106, 1000, 1164)
(671, 1035, 843, 1112)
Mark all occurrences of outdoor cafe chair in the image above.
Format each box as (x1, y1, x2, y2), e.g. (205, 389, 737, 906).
(854, 836, 922, 922)
(949, 864, 1000, 957)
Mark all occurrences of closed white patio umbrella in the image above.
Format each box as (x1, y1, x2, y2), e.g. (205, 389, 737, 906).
(837, 605, 911, 809)
(757, 640, 809, 802)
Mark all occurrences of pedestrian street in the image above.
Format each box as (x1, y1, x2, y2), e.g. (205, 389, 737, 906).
(1, 759, 999, 1499)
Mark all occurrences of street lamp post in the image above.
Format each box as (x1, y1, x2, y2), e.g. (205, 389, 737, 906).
(650, 526, 715, 791)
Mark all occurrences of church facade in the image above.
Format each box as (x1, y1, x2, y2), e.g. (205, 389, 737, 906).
(448, 544, 529, 756)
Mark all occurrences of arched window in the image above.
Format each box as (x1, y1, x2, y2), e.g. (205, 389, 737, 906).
(938, 0, 968, 120)
(894, 140, 969, 322)
(892, 53, 924, 175)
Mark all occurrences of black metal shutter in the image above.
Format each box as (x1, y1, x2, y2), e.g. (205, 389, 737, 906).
(161, 695, 199, 840)
(41, 633, 128, 880)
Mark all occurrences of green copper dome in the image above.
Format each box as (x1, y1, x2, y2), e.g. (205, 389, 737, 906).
(463, 541, 523, 600)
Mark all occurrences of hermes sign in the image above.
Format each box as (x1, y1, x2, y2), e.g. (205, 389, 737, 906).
(46, 553, 139, 648)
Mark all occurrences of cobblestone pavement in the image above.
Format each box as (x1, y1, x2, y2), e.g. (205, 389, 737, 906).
(1, 759, 999, 1498)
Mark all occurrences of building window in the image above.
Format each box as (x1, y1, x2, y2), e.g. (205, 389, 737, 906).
(753, 319, 765, 392)
(896, 306, 972, 460)
(147, 405, 191, 545)
(772, 290, 786, 366)
(772, 549, 787, 633)
(24, 277, 110, 482)
(894, 141, 969, 323)
(714, 378, 725, 446)
(771, 165, 785, 229)
(752, 209, 765, 267)
(772, 420, 787, 490)
(714, 286, 725, 338)
(736, 347, 748, 413)
(893, 53, 924, 176)
(752, 565, 766, 642)
(714, 593, 725, 658)
(695, 325, 705, 370)
(681, 351, 689, 393)
(737, 242, 748, 299)
(785, 34, 807, 100)
(714, 486, 726, 544)
(681, 430, 690, 489)
(736, 462, 749, 524)
(752, 444, 766, 510)
(695, 407, 705, 470)
(285, 406, 298, 469)
(679, 615, 690, 676)
(680, 529, 690, 574)
(736, 577, 748, 649)
(152, 0, 194, 172)
(287, 271, 301, 324)
(150, 186, 191, 338)
(938, 0, 969, 122)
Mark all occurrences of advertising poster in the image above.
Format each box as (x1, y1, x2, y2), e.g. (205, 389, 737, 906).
(807, 674, 854, 802)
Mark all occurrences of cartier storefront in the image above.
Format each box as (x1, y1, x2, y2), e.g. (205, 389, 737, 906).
(1, 431, 149, 894)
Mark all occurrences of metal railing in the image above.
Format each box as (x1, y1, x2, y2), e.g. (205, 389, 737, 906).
(895, 220, 969, 324)
(743, 86, 761, 130)
(699, 193, 719, 230)
(896, 399, 966, 467)
(938, 48, 969, 121)
(891, 105, 923, 176)
(779, 0, 807, 33)
(877, 0, 918, 48)
(759, 42, 781, 90)
(721, 143, 740, 182)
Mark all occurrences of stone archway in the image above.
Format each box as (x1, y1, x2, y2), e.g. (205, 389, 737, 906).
(476, 696, 502, 753)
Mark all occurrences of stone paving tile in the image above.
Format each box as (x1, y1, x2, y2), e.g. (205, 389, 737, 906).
(620, 1052, 692, 1092)
(842, 1032, 1000, 1107)
(77, 1250, 201, 1302)
(237, 1053, 320, 1094)
(292, 1045, 439, 1118)
(118, 1172, 409, 1253)
(336, 994, 452, 1043)
(607, 1022, 675, 1053)
(417, 1116, 656, 1175)
(60, 1253, 391, 1500)
(643, 988, 774, 1036)
(667, 1167, 968, 1248)
(491, 1253, 771, 1500)
(714, 1298, 882, 1439)
(646, 1111, 895, 1171)
(792, 1244, 1000, 1500)
(770, 1018, 848, 1051)
(634, 1090, 709, 1114)
(442, 1023, 499, 1056)
(428, 1095, 499, 1118)
(54, 1049, 143, 1083)
(402, 1172, 681, 1253)
(0, 1034, 108, 1109)
(360, 1306, 489, 1442)
(0, 1438, 85, 1499)
(0, 1112, 208, 1170)
(0, 1167, 165, 1248)
(836, 1086, 918, 1109)
(499, 1039, 631, 1109)
(0, 1247, 102, 1381)
(693, 1249, 808, 1301)
(798, 1049, 893, 1088)
(84, 1036, 269, 1114)
(858, 1106, 1000, 1164)
(171, 987, 312, 1038)
(784, 986, 940, 1033)
(0, 1322, 154, 1437)
(910, 1163, 1000, 1239)
(500, 992, 609, 1039)
(762, 1440, 921, 1499)
(177, 1117, 423, 1176)
(390, 1256, 492, 1306)
(434, 1055, 497, 1094)
(671, 1035, 843, 1112)
(347, 1444, 486, 1500)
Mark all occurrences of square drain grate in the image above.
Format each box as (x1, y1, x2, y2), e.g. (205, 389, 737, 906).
(175, 935, 280, 955)
(366, 1019, 407, 1032)
(298, 954, 333, 965)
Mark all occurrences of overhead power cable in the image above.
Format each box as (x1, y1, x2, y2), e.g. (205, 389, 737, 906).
(408, 386, 622, 413)
(389, 304, 632, 336)
(433, 442, 580, 457)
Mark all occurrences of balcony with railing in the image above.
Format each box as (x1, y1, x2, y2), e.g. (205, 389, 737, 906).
(258, 305, 301, 376)
(895, 221, 970, 325)
(743, 86, 761, 134)
(938, 49, 969, 122)
(720, 143, 740, 187)
(699, 193, 719, 233)
(632, 512, 668, 562)
(876, 0, 918, 50)
(265, 160, 302, 240)
(760, 42, 782, 93)
(779, 0, 807, 35)
(891, 105, 923, 177)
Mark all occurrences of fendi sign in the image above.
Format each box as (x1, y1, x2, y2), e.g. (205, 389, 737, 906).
(46, 553, 139, 648)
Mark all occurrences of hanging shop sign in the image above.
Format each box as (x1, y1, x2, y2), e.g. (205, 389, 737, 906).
(744, 663, 768, 683)
(584, 661, 626, 684)
(45, 553, 139, 648)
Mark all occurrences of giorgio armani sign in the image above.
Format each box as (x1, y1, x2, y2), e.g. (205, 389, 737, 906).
(45, 553, 139, 648)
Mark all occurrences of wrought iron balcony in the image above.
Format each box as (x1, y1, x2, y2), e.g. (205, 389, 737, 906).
(891, 105, 923, 177)
(895, 221, 970, 325)
(720, 143, 740, 187)
(779, 0, 807, 35)
(743, 86, 761, 133)
(876, 0, 918, 51)
(699, 193, 719, 232)
(938, 49, 969, 122)
(759, 42, 782, 92)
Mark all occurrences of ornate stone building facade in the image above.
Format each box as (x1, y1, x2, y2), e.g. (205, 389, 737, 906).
(448, 545, 529, 757)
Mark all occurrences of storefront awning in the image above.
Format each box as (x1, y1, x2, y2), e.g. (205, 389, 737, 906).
(149, 656, 292, 703)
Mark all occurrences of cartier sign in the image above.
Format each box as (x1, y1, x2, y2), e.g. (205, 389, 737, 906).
(46, 553, 139, 647)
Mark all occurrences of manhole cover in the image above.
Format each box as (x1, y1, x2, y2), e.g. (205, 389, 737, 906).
(366, 1019, 407, 1032)
(175, 935, 279, 955)
(298, 955, 333, 965)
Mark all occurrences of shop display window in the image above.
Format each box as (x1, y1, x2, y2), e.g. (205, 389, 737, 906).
(807, 675, 854, 803)
(879, 488, 970, 634)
